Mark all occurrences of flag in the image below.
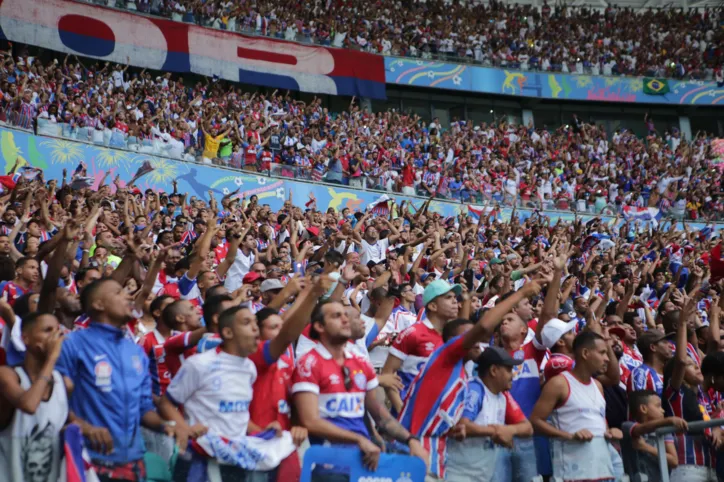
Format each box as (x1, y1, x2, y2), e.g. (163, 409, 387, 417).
(61, 424, 100, 482)
(622, 206, 661, 225)
(643, 77, 670, 95)
(367, 194, 391, 216)
(468, 205, 498, 222)
(191, 431, 296, 472)
(133, 160, 154, 179)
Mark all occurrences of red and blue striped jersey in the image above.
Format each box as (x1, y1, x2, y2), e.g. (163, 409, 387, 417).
(627, 363, 664, 396)
(138, 329, 181, 397)
(663, 385, 714, 468)
(398, 335, 468, 478)
(388, 319, 443, 403)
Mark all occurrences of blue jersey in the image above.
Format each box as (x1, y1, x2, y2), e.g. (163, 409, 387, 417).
(57, 322, 155, 464)
(398, 335, 468, 478)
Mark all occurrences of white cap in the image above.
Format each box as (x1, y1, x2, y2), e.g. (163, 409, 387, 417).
(541, 318, 577, 349)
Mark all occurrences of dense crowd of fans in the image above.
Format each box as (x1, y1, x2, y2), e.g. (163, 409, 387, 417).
(89, 0, 724, 79)
(2, 45, 723, 222)
(0, 161, 723, 482)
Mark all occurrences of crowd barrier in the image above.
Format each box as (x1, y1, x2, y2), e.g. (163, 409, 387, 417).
(0, 123, 720, 230)
(621, 418, 724, 482)
(300, 446, 426, 482)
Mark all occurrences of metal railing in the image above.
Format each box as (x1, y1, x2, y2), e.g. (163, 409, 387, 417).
(654, 418, 724, 482)
(73, 0, 715, 81)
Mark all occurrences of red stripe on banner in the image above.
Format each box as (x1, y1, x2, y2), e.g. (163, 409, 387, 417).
(58, 14, 115, 41)
(237, 46, 297, 65)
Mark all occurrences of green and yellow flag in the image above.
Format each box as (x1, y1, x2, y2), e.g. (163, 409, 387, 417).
(643, 77, 670, 95)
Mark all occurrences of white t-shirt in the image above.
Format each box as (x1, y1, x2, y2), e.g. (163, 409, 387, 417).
(224, 249, 255, 292)
(166, 348, 257, 440)
(360, 237, 389, 266)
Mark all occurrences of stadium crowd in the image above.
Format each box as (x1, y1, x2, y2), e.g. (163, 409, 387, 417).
(89, 0, 724, 79)
(0, 154, 723, 482)
(1, 45, 723, 222)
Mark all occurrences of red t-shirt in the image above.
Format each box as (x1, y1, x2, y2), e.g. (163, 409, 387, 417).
(249, 340, 294, 429)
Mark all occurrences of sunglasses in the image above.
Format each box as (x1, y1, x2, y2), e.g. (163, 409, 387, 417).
(342, 365, 353, 391)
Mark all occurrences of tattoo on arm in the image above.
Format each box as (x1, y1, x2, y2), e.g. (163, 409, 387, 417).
(376, 415, 411, 444)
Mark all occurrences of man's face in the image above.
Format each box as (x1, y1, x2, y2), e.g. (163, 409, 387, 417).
(199, 271, 219, 291)
(22, 313, 60, 357)
(347, 306, 365, 340)
(514, 298, 534, 322)
(0, 236, 10, 254)
(585, 339, 610, 375)
(428, 291, 459, 321)
(165, 249, 182, 270)
(95, 280, 134, 324)
(401, 285, 416, 303)
(79, 268, 101, 289)
(173, 225, 185, 241)
(261, 313, 283, 341)
(19, 259, 40, 284)
(499, 313, 526, 341)
(223, 308, 260, 357)
(3, 209, 16, 224)
(491, 364, 515, 391)
(319, 302, 351, 343)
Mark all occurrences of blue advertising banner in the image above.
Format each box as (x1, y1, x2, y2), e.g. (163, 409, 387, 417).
(0, 126, 717, 231)
(385, 57, 724, 106)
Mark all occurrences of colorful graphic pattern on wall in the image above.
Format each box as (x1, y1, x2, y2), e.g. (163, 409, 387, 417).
(0, 127, 717, 230)
(0, 0, 386, 99)
(386, 58, 724, 106)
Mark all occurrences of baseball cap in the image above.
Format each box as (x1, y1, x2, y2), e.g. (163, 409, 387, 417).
(242, 272, 262, 284)
(366, 260, 385, 270)
(490, 258, 505, 265)
(422, 279, 462, 306)
(476, 346, 524, 373)
(420, 272, 436, 282)
(260, 279, 284, 293)
(541, 318, 578, 349)
(636, 329, 672, 355)
(608, 326, 627, 340)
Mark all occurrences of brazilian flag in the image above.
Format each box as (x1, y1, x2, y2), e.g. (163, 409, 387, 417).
(643, 77, 670, 95)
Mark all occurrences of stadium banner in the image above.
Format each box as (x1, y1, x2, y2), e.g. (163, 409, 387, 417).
(0, 0, 386, 99)
(386, 57, 724, 106)
(0, 126, 716, 231)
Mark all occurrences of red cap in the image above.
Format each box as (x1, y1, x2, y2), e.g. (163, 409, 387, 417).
(242, 272, 262, 284)
(306, 226, 320, 237)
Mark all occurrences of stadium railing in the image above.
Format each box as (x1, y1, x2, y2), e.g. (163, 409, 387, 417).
(621, 418, 724, 482)
(4, 119, 718, 223)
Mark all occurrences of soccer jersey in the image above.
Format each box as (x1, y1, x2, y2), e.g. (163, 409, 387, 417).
(249, 340, 294, 430)
(508, 339, 547, 417)
(628, 363, 664, 396)
(398, 335, 468, 478)
(162, 331, 199, 379)
(291, 344, 378, 445)
(0, 281, 29, 306)
(138, 329, 178, 396)
(388, 319, 443, 402)
(663, 384, 714, 467)
(368, 305, 416, 369)
(177, 274, 203, 307)
(166, 343, 275, 440)
(447, 378, 526, 480)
